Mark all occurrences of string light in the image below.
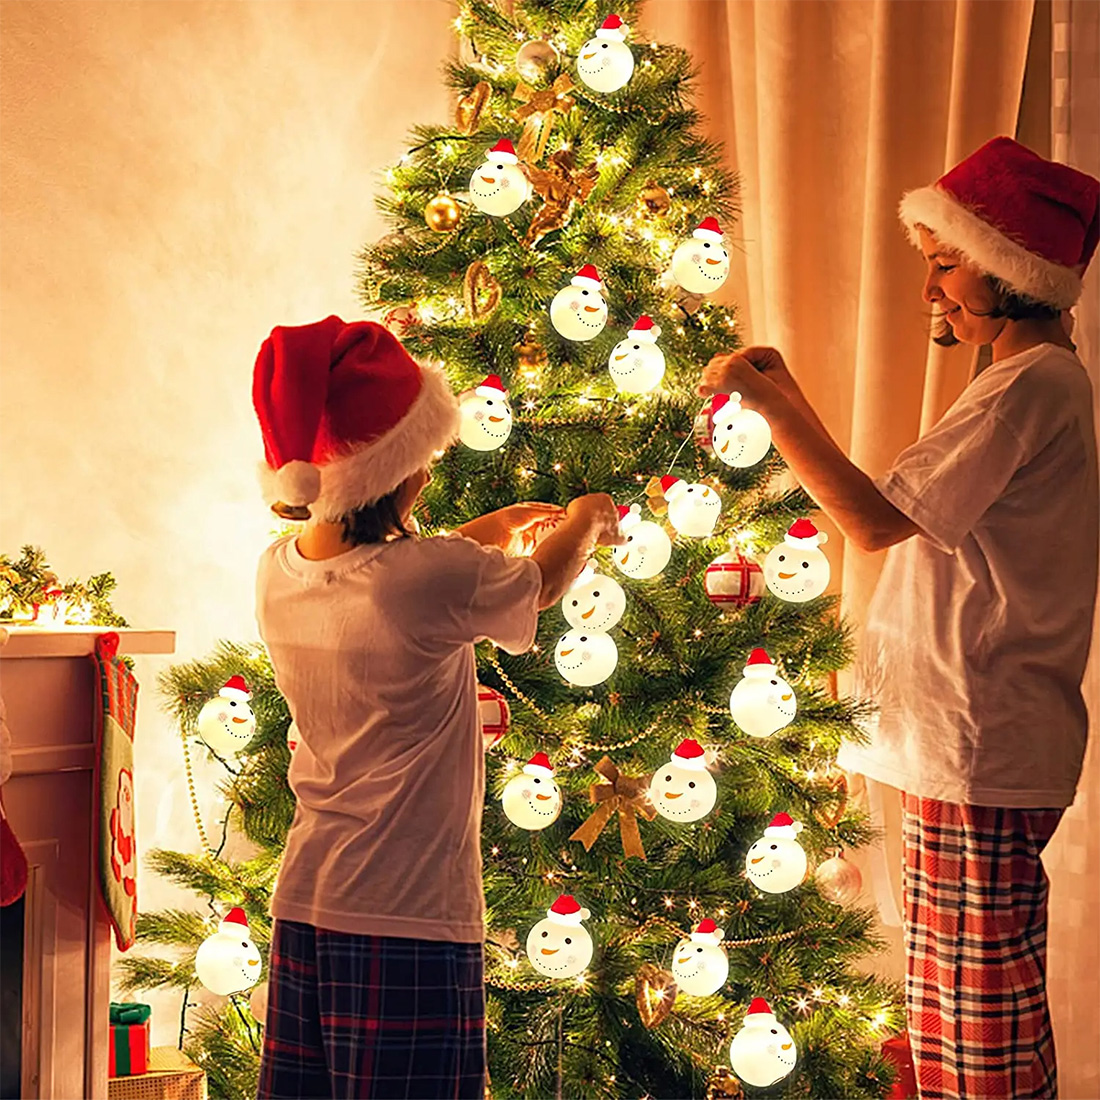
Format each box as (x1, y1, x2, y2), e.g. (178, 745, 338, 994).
(796, 996, 811, 1013)
(491, 846, 500, 856)
(837, 993, 850, 1007)
(663, 897, 674, 909)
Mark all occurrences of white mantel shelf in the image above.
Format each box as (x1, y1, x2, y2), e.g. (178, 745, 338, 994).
(0, 626, 176, 659)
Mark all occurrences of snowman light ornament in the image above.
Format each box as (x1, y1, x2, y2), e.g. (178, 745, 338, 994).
(555, 629, 618, 687)
(745, 812, 808, 894)
(671, 217, 730, 295)
(197, 675, 256, 757)
(526, 894, 594, 979)
(501, 752, 562, 830)
(195, 907, 263, 996)
(458, 374, 513, 451)
(708, 392, 772, 469)
(763, 518, 831, 602)
(648, 738, 717, 823)
(729, 648, 797, 738)
(549, 264, 609, 342)
(612, 504, 672, 579)
(671, 918, 729, 997)
(729, 998, 798, 1088)
(468, 138, 530, 218)
(562, 563, 626, 633)
(607, 315, 665, 394)
(576, 14, 635, 94)
(662, 475, 722, 539)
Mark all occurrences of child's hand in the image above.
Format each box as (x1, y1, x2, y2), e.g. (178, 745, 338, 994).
(500, 502, 567, 556)
(566, 493, 627, 547)
(696, 346, 787, 406)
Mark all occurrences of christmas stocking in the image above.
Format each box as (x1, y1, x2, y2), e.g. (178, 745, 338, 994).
(0, 688, 27, 907)
(92, 632, 140, 950)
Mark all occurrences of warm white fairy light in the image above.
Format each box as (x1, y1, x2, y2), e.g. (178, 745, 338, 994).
(873, 1010, 888, 1026)
(575, 974, 587, 989)
(552, 462, 563, 472)
(796, 996, 811, 1013)
(514, 28, 525, 40)
(837, 993, 850, 1007)
(717, 907, 727, 917)
(507, 957, 519, 969)
(688, 898, 699, 911)
(663, 896, 674, 909)
(531, 643, 541, 653)
(717, 1012, 725, 1023)
(813, 987, 825, 1000)
(693, 628, 703, 638)
(524, 399, 537, 411)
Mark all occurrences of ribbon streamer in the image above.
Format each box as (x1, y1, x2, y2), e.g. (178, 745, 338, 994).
(568, 755, 656, 860)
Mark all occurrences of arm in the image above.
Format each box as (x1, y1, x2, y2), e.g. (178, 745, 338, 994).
(453, 502, 565, 552)
(530, 495, 623, 610)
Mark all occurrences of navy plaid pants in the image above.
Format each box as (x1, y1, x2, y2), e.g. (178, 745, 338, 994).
(257, 919, 486, 1099)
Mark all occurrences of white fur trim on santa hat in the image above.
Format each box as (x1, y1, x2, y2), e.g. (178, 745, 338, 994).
(690, 923, 725, 945)
(662, 478, 688, 502)
(273, 460, 322, 509)
(669, 747, 709, 772)
(743, 659, 777, 679)
(523, 761, 554, 779)
(475, 379, 508, 400)
(595, 17, 627, 41)
(258, 359, 461, 522)
(569, 563, 597, 590)
(547, 904, 590, 925)
(763, 817, 804, 840)
(618, 504, 643, 531)
(785, 530, 828, 551)
(693, 223, 724, 244)
(220, 684, 251, 704)
(627, 321, 660, 342)
(899, 185, 1084, 310)
(571, 270, 603, 291)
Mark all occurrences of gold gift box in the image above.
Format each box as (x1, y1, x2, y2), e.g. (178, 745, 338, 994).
(108, 1046, 207, 1100)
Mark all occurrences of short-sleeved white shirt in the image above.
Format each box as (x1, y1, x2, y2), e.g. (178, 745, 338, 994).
(838, 343, 1098, 808)
(256, 532, 541, 942)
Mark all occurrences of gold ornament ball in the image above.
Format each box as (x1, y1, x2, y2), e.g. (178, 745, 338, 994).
(815, 852, 863, 905)
(639, 180, 672, 217)
(706, 1067, 745, 1100)
(424, 193, 461, 232)
(515, 39, 560, 82)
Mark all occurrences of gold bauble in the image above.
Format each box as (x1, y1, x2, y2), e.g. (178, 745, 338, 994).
(635, 964, 678, 1028)
(706, 1066, 745, 1100)
(514, 332, 548, 370)
(638, 180, 672, 217)
(424, 193, 461, 232)
(515, 39, 559, 83)
(815, 851, 863, 906)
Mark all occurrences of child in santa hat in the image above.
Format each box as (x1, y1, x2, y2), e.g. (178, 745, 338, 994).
(251, 316, 623, 1100)
(697, 136, 1098, 1099)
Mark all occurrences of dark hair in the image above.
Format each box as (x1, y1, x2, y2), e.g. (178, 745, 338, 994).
(338, 486, 414, 546)
(930, 274, 1061, 347)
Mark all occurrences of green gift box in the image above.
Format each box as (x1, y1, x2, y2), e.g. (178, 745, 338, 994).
(109, 1002, 151, 1077)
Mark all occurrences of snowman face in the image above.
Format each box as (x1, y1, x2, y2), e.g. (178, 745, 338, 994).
(729, 673, 797, 738)
(469, 158, 529, 217)
(286, 720, 299, 754)
(763, 543, 830, 601)
(608, 337, 666, 393)
(459, 392, 513, 451)
(729, 1021, 798, 1088)
(667, 484, 722, 538)
(648, 764, 717, 822)
(195, 931, 263, 996)
(197, 696, 256, 756)
(745, 835, 808, 893)
(671, 238, 730, 295)
(712, 405, 772, 468)
(554, 630, 618, 687)
(526, 918, 593, 978)
(501, 772, 562, 830)
(550, 285, 608, 341)
(576, 36, 635, 93)
(612, 521, 672, 579)
(672, 938, 729, 997)
(562, 573, 626, 632)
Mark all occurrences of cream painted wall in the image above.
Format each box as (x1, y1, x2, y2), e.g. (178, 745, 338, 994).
(1, 0, 455, 1047)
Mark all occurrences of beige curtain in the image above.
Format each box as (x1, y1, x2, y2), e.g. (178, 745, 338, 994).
(645, 0, 1098, 1094)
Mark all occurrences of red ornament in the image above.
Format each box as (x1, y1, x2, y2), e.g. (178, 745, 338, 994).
(881, 1033, 918, 1099)
(477, 683, 511, 750)
(704, 552, 765, 607)
(382, 304, 421, 337)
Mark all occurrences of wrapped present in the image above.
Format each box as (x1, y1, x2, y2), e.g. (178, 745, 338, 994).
(108, 1002, 151, 1077)
(108, 1046, 207, 1100)
(882, 1032, 918, 1099)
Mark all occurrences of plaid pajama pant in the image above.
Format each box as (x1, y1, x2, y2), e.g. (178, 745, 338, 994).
(902, 794, 1064, 1100)
(257, 919, 486, 1099)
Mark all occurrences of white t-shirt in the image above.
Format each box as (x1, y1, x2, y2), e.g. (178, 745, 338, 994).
(255, 532, 541, 942)
(838, 343, 1098, 808)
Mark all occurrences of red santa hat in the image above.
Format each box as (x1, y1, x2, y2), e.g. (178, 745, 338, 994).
(219, 675, 251, 703)
(253, 316, 460, 521)
(546, 894, 591, 925)
(742, 647, 778, 678)
(595, 13, 627, 41)
(485, 138, 519, 166)
(669, 737, 709, 772)
(898, 136, 1100, 309)
(570, 264, 604, 292)
(709, 392, 745, 425)
(617, 503, 643, 532)
(660, 475, 688, 502)
(743, 997, 777, 1026)
(692, 217, 725, 244)
(218, 907, 250, 937)
(763, 812, 804, 840)
(690, 918, 725, 945)
(523, 752, 555, 778)
(626, 315, 660, 343)
(474, 374, 509, 400)
(783, 518, 828, 550)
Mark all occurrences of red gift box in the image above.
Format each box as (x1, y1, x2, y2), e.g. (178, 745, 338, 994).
(109, 1020, 150, 1077)
(882, 1033, 918, 1099)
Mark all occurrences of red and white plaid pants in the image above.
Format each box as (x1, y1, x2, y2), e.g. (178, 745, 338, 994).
(902, 794, 1064, 1100)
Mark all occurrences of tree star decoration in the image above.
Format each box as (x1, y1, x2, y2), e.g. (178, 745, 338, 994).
(512, 73, 577, 163)
(522, 149, 599, 246)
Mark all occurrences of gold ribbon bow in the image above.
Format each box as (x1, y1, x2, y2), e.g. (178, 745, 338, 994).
(512, 74, 577, 163)
(569, 755, 656, 861)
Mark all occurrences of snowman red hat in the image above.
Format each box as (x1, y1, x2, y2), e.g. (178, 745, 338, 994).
(627, 315, 660, 342)
(743, 648, 778, 678)
(219, 675, 251, 703)
(690, 917, 725, 945)
(485, 138, 519, 165)
(898, 136, 1099, 310)
(218, 907, 251, 937)
(743, 997, 778, 1026)
(475, 374, 508, 400)
(782, 518, 829, 550)
(763, 812, 804, 840)
(660, 475, 689, 502)
(669, 737, 709, 772)
(692, 217, 725, 244)
(546, 893, 591, 925)
(570, 264, 604, 292)
(253, 316, 460, 521)
(617, 503, 643, 531)
(523, 752, 555, 778)
(595, 13, 628, 40)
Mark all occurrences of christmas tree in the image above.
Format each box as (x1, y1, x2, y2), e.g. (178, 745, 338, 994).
(119, 2, 903, 1097)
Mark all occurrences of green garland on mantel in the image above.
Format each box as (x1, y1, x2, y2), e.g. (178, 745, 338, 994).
(1, 544, 129, 628)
